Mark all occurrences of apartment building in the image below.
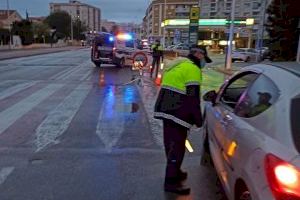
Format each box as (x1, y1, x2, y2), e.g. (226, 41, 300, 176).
(50, 0, 101, 32)
(143, 0, 271, 47)
(143, 0, 198, 41)
(0, 10, 22, 30)
(199, 0, 272, 37)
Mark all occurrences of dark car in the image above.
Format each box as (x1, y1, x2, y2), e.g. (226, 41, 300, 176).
(91, 32, 115, 67)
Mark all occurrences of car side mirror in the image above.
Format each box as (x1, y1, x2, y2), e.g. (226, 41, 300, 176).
(203, 90, 217, 105)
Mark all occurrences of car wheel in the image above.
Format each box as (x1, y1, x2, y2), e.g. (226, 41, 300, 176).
(94, 62, 101, 67)
(118, 58, 125, 68)
(236, 182, 252, 200)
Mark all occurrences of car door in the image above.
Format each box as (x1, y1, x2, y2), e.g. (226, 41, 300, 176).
(206, 72, 259, 189)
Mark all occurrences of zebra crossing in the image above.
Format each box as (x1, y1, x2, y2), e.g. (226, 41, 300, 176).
(0, 54, 164, 188)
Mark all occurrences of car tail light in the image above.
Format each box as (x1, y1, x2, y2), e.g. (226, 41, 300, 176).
(265, 154, 300, 200)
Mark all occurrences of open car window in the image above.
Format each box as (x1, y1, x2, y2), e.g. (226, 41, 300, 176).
(235, 75, 280, 118)
(219, 72, 259, 110)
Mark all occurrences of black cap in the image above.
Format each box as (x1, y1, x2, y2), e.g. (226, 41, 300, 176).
(258, 92, 272, 100)
(190, 45, 212, 63)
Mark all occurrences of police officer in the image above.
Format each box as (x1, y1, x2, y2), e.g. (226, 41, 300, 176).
(154, 45, 212, 195)
(151, 40, 163, 78)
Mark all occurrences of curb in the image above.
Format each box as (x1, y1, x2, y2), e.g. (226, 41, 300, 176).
(0, 47, 87, 61)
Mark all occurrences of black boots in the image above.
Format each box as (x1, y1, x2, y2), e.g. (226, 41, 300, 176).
(164, 170, 190, 196)
(164, 177, 190, 195)
(178, 170, 188, 181)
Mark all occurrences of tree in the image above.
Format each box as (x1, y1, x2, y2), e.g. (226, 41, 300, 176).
(72, 19, 87, 40)
(11, 20, 34, 45)
(0, 28, 10, 45)
(44, 11, 71, 38)
(32, 22, 50, 43)
(101, 26, 108, 32)
(111, 25, 120, 35)
(266, 0, 300, 61)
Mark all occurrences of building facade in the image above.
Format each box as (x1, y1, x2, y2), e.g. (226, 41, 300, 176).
(50, 0, 101, 32)
(0, 10, 22, 30)
(143, 0, 198, 42)
(199, 0, 272, 39)
(143, 0, 271, 48)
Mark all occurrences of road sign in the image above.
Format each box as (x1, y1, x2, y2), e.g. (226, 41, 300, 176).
(190, 7, 200, 20)
(189, 7, 200, 46)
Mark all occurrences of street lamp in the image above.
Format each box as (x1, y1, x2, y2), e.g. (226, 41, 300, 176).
(162, 0, 167, 48)
(225, 0, 236, 70)
(70, 17, 74, 41)
(6, 0, 12, 49)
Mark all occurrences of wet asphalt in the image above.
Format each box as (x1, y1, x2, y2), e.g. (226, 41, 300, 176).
(0, 49, 226, 200)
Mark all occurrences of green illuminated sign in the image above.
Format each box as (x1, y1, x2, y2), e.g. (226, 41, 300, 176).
(162, 18, 254, 27)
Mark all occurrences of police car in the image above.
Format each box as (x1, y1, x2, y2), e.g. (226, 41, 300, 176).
(91, 32, 145, 68)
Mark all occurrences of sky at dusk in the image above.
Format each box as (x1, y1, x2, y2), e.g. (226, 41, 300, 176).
(0, 0, 150, 23)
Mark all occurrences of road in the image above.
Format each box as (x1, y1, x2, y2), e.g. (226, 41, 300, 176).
(0, 49, 226, 200)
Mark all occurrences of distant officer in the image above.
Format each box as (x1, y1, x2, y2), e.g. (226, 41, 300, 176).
(151, 40, 163, 78)
(154, 45, 212, 195)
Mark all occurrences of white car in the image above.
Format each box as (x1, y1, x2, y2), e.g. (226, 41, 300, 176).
(202, 62, 300, 200)
(232, 48, 260, 62)
(173, 45, 190, 57)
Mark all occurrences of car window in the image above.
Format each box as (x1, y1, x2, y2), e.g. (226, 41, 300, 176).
(94, 34, 114, 47)
(291, 95, 300, 153)
(125, 40, 135, 48)
(235, 49, 245, 53)
(248, 49, 257, 53)
(220, 72, 258, 109)
(235, 75, 280, 118)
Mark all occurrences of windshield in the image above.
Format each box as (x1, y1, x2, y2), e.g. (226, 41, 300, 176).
(291, 95, 300, 152)
(94, 34, 114, 47)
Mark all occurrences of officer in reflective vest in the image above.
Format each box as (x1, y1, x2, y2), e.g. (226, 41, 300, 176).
(151, 40, 163, 78)
(154, 45, 212, 195)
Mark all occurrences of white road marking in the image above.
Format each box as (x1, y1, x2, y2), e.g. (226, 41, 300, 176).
(80, 71, 93, 81)
(0, 84, 64, 135)
(0, 81, 36, 101)
(35, 83, 92, 152)
(58, 61, 91, 80)
(136, 86, 164, 148)
(96, 87, 128, 152)
(0, 167, 15, 185)
(53, 66, 82, 80)
(49, 67, 75, 80)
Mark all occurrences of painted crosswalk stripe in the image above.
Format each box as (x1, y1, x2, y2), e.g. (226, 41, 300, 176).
(53, 66, 82, 80)
(0, 84, 64, 135)
(35, 83, 92, 152)
(58, 61, 91, 80)
(80, 71, 93, 81)
(0, 82, 36, 101)
(96, 87, 128, 152)
(49, 67, 75, 80)
(0, 167, 15, 185)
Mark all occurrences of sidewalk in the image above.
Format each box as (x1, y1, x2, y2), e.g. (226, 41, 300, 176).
(0, 46, 87, 61)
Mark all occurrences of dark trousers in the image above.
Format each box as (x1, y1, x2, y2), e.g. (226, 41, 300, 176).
(151, 56, 161, 78)
(163, 119, 188, 180)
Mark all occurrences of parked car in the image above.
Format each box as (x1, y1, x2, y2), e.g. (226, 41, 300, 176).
(172, 44, 190, 57)
(202, 62, 300, 200)
(232, 48, 260, 62)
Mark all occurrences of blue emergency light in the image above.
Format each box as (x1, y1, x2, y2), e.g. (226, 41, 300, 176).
(109, 36, 114, 42)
